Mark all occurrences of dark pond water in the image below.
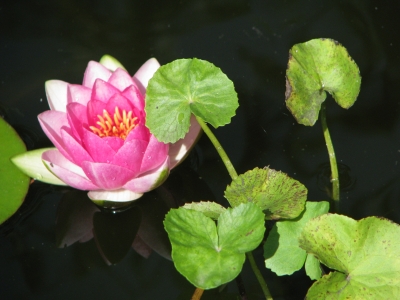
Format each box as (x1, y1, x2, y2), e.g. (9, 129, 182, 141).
(1, 0, 400, 299)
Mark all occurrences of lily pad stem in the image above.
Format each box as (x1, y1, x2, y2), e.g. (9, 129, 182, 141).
(320, 102, 340, 211)
(191, 287, 204, 300)
(246, 252, 273, 300)
(195, 115, 273, 300)
(195, 116, 238, 180)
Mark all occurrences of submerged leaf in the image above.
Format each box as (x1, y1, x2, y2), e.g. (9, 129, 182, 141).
(264, 201, 329, 277)
(164, 203, 265, 289)
(224, 167, 307, 220)
(146, 58, 238, 143)
(285, 38, 361, 126)
(0, 118, 30, 224)
(300, 215, 400, 299)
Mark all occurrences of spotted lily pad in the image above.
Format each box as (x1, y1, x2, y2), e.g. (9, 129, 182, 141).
(285, 38, 361, 126)
(299, 214, 400, 299)
(224, 167, 307, 220)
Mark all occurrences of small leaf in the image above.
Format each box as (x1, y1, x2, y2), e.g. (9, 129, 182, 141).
(285, 38, 361, 126)
(11, 148, 67, 185)
(305, 254, 322, 281)
(0, 118, 30, 224)
(146, 58, 238, 143)
(224, 167, 307, 220)
(300, 214, 400, 299)
(164, 203, 265, 289)
(183, 201, 226, 220)
(264, 201, 329, 276)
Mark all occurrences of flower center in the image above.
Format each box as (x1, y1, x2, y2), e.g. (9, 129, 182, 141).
(90, 107, 138, 140)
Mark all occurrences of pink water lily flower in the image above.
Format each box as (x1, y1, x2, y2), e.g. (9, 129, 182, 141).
(38, 56, 200, 202)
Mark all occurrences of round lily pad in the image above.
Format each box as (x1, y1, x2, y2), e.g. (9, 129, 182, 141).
(0, 118, 30, 224)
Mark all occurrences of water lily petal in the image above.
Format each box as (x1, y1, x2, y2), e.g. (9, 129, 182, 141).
(81, 161, 136, 189)
(105, 93, 134, 115)
(86, 99, 107, 127)
(108, 68, 136, 91)
(67, 84, 91, 106)
(122, 84, 145, 112)
(99, 55, 126, 71)
(140, 135, 169, 173)
(169, 114, 202, 169)
(126, 123, 150, 142)
(133, 58, 160, 95)
(45, 80, 69, 112)
(66, 102, 87, 140)
(102, 136, 124, 152)
(82, 128, 116, 163)
(124, 156, 169, 193)
(82, 61, 112, 88)
(91, 79, 119, 103)
(88, 189, 143, 202)
(61, 128, 93, 166)
(112, 139, 147, 173)
(38, 110, 74, 162)
(11, 148, 67, 185)
(42, 149, 99, 190)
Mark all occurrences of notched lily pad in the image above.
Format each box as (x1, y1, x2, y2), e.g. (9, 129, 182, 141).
(285, 38, 361, 126)
(300, 214, 400, 299)
(146, 58, 238, 143)
(183, 201, 226, 220)
(224, 167, 307, 220)
(164, 202, 265, 289)
(0, 118, 30, 224)
(264, 201, 329, 277)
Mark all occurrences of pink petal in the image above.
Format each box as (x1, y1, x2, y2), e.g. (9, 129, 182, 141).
(45, 80, 69, 112)
(86, 100, 107, 127)
(105, 93, 134, 115)
(122, 84, 145, 111)
(112, 139, 148, 173)
(108, 68, 136, 91)
(66, 102, 88, 140)
(140, 135, 169, 173)
(126, 123, 150, 142)
(102, 136, 124, 152)
(91, 79, 119, 103)
(38, 111, 74, 162)
(82, 61, 112, 88)
(42, 149, 99, 190)
(81, 161, 136, 189)
(123, 157, 170, 193)
(82, 128, 117, 163)
(61, 128, 93, 166)
(67, 84, 92, 106)
(133, 58, 160, 95)
(169, 114, 202, 169)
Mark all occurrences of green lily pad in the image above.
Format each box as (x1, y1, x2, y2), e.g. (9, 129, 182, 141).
(299, 214, 400, 299)
(0, 118, 30, 224)
(264, 201, 329, 277)
(146, 58, 238, 143)
(285, 38, 361, 126)
(164, 202, 265, 289)
(183, 201, 226, 220)
(224, 167, 307, 220)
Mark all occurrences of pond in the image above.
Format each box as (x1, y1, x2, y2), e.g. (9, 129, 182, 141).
(1, 0, 400, 299)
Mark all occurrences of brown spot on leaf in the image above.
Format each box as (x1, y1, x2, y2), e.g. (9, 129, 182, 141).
(285, 77, 292, 100)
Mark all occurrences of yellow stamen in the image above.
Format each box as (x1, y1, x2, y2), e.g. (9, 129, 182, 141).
(89, 107, 138, 140)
